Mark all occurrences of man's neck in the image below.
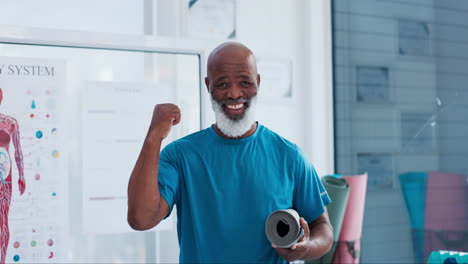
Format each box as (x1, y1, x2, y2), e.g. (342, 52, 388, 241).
(214, 122, 258, 139)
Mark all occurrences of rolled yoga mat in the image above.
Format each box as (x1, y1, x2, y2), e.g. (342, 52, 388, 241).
(424, 172, 468, 262)
(307, 176, 350, 264)
(333, 173, 367, 264)
(265, 209, 304, 248)
(399, 172, 428, 264)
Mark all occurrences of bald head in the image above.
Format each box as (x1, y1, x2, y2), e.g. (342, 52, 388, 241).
(207, 42, 257, 77)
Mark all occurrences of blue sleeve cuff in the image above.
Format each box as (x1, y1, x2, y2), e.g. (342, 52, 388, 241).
(159, 184, 175, 219)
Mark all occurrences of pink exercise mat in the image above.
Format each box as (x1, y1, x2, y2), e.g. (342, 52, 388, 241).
(425, 172, 467, 231)
(333, 173, 368, 264)
(424, 172, 468, 261)
(338, 173, 368, 241)
(333, 240, 361, 264)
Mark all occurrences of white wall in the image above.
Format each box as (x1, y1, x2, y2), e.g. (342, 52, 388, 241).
(236, 0, 304, 144)
(0, 0, 144, 34)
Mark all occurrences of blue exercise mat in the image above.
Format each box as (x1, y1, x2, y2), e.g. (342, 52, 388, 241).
(399, 172, 428, 263)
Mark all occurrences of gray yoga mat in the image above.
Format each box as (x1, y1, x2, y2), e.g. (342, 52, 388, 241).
(307, 175, 350, 264)
(265, 209, 304, 248)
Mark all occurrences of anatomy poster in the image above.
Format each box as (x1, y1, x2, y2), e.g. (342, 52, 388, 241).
(82, 81, 175, 234)
(0, 57, 68, 263)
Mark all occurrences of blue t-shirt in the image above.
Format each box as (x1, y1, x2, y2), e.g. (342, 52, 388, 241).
(158, 124, 331, 263)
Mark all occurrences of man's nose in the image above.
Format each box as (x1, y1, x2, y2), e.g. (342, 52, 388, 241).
(226, 84, 243, 99)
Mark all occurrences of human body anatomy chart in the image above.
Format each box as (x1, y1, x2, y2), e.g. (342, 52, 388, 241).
(0, 57, 67, 263)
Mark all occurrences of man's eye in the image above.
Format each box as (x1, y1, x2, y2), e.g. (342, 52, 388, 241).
(216, 83, 228, 88)
(241, 81, 251, 87)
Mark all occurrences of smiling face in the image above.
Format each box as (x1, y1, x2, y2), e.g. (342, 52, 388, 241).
(206, 43, 260, 120)
(205, 42, 261, 138)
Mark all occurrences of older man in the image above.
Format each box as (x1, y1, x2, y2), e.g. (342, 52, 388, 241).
(127, 42, 333, 263)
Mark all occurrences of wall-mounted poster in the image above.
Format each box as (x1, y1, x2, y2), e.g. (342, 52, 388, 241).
(356, 66, 390, 103)
(185, 0, 236, 39)
(357, 152, 394, 189)
(0, 57, 68, 263)
(82, 81, 175, 234)
(398, 19, 431, 56)
(400, 112, 435, 152)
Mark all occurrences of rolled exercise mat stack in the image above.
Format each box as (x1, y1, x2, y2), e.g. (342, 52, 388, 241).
(265, 209, 304, 248)
(307, 176, 350, 264)
(332, 173, 367, 264)
(424, 172, 468, 262)
(399, 172, 428, 263)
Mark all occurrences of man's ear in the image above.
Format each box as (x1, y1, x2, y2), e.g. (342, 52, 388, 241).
(256, 74, 261, 90)
(205, 77, 210, 92)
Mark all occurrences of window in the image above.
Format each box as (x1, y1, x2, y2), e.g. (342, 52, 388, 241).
(333, 0, 468, 263)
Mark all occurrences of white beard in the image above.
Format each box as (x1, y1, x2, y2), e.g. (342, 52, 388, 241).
(211, 96, 257, 138)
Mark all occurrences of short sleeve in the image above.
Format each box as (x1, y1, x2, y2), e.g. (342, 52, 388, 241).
(158, 142, 181, 218)
(293, 147, 332, 223)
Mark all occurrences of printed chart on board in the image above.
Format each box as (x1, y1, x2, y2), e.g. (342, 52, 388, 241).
(82, 81, 175, 234)
(0, 57, 68, 263)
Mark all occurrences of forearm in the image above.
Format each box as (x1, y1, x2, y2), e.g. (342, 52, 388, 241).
(303, 220, 333, 260)
(127, 133, 164, 230)
(14, 151, 24, 177)
(12, 129, 24, 177)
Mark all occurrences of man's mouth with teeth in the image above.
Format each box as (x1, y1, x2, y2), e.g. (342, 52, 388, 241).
(224, 103, 246, 114)
(221, 99, 250, 120)
(226, 103, 244, 110)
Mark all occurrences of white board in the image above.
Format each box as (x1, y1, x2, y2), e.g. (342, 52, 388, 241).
(81, 81, 176, 234)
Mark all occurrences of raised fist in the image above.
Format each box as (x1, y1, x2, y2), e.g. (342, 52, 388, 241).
(148, 104, 181, 140)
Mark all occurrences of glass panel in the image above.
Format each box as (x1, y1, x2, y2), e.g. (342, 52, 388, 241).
(333, 0, 468, 263)
(0, 43, 200, 263)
